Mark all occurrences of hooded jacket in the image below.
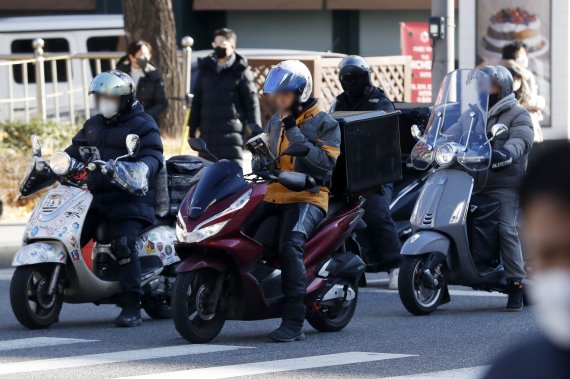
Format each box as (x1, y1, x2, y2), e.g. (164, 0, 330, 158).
(262, 100, 340, 212)
(330, 86, 394, 112)
(482, 93, 534, 189)
(189, 52, 261, 163)
(117, 62, 167, 125)
(65, 101, 164, 223)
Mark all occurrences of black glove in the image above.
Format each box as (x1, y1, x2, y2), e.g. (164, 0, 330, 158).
(491, 148, 513, 171)
(282, 115, 297, 130)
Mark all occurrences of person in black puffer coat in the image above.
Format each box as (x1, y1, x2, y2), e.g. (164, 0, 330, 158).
(117, 41, 167, 127)
(330, 55, 402, 290)
(189, 28, 261, 165)
(65, 71, 163, 328)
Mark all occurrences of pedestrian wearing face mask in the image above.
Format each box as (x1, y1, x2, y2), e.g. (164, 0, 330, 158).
(501, 41, 545, 142)
(189, 28, 262, 166)
(483, 142, 570, 379)
(117, 41, 167, 127)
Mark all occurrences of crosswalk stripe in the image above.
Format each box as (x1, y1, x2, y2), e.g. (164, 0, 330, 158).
(0, 337, 97, 352)
(361, 287, 506, 297)
(382, 365, 489, 378)
(115, 352, 415, 379)
(0, 344, 248, 375)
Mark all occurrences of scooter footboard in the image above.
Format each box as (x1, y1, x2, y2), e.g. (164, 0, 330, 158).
(401, 231, 450, 257)
(12, 241, 67, 266)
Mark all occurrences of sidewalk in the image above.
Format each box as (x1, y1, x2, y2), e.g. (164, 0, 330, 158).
(0, 223, 25, 268)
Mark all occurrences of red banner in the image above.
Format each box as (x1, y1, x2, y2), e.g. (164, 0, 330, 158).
(400, 22, 432, 103)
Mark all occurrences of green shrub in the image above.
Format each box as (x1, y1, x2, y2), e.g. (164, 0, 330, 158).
(0, 119, 79, 154)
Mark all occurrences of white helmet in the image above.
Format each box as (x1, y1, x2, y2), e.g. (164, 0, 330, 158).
(263, 60, 313, 103)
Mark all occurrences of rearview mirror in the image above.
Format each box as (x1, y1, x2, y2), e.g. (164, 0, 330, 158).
(125, 134, 140, 157)
(31, 135, 42, 157)
(490, 123, 508, 141)
(188, 138, 208, 153)
(411, 125, 422, 140)
(188, 138, 219, 162)
(281, 143, 310, 158)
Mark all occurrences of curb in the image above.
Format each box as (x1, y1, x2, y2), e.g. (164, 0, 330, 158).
(0, 244, 18, 268)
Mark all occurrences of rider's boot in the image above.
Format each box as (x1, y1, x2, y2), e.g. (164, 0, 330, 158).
(114, 292, 142, 327)
(269, 302, 306, 342)
(506, 278, 524, 312)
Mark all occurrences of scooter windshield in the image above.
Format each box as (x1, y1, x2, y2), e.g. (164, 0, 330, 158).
(189, 160, 247, 218)
(411, 69, 492, 172)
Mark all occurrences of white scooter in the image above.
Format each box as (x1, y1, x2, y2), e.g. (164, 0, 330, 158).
(10, 135, 179, 329)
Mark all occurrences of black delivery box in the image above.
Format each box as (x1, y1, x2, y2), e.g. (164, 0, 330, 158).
(330, 110, 401, 196)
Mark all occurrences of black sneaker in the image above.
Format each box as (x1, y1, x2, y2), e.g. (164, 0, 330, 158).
(269, 323, 305, 342)
(506, 279, 524, 312)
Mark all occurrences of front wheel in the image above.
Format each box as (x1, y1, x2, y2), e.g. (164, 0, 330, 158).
(10, 265, 64, 329)
(172, 269, 226, 343)
(398, 256, 444, 315)
(307, 284, 358, 332)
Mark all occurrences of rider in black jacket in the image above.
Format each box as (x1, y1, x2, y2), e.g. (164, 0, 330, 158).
(331, 55, 402, 289)
(65, 71, 163, 327)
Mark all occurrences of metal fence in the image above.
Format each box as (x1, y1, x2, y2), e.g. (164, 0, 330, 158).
(0, 37, 411, 126)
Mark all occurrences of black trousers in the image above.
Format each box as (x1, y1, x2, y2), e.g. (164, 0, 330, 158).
(81, 206, 147, 297)
(246, 201, 324, 304)
(361, 184, 402, 270)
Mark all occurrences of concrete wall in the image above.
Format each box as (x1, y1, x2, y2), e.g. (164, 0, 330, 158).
(227, 11, 333, 51)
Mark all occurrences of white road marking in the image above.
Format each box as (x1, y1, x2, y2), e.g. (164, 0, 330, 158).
(382, 365, 489, 378)
(361, 287, 506, 297)
(116, 352, 415, 379)
(0, 337, 97, 352)
(0, 344, 248, 375)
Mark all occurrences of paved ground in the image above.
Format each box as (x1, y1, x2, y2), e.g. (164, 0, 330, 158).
(0, 224, 24, 268)
(0, 269, 536, 379)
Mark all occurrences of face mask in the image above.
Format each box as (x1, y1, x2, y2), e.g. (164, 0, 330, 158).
(214, 46, 228, 59)
(516, 55, 529, 69)
(513, 80, 522, 93)
(529, 269, 570, 349)
(341, 75, 369, 99)
(98, 98, 119, 119)
(136, 57, 148, 69)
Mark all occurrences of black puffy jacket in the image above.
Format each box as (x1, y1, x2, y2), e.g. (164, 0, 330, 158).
(331, 86, 394, 112)
(189, 53, 261, 163)
(65, 102, 164, 223)
(117, 62, 167, 126)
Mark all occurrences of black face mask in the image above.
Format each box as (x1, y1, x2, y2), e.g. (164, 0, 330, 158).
(136, 57, 148, 69)
(489, 93, 500, 108)
(214, 46, 228, 59)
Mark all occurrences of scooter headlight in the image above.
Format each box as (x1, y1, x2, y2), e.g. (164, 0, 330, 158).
(434, 143, 456, 167)
(49, 151, 72, 175)
(176, 220, 229, 243)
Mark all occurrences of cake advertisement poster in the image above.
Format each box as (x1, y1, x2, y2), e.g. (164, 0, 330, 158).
(476, 0, 551, 126)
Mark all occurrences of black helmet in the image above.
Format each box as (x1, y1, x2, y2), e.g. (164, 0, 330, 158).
(338, 55, 372, 97)
(480, 65, 513, 100)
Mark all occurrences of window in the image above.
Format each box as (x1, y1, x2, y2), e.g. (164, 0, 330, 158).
(87, 35, 127, 76)
(11, 38, 70, 83)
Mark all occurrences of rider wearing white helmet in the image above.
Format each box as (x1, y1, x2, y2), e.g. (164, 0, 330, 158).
(247, 60, 341, 342)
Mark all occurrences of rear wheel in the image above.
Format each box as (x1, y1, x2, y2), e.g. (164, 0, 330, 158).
(172, 269, 226, 343)
(10, 265, 64, 329)
(307, 284, 358, 332)
(398, 256, 444, 315)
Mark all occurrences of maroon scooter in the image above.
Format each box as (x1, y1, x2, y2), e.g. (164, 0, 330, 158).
(171, 138, 365, 343)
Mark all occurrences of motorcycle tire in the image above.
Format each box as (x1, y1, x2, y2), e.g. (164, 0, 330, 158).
(172, 269, 226, 343)
(398, 256, 444, 316)
(143, 300, 172, 319)
(10, 264, 64, 329)
(307, 285, 358, 332)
